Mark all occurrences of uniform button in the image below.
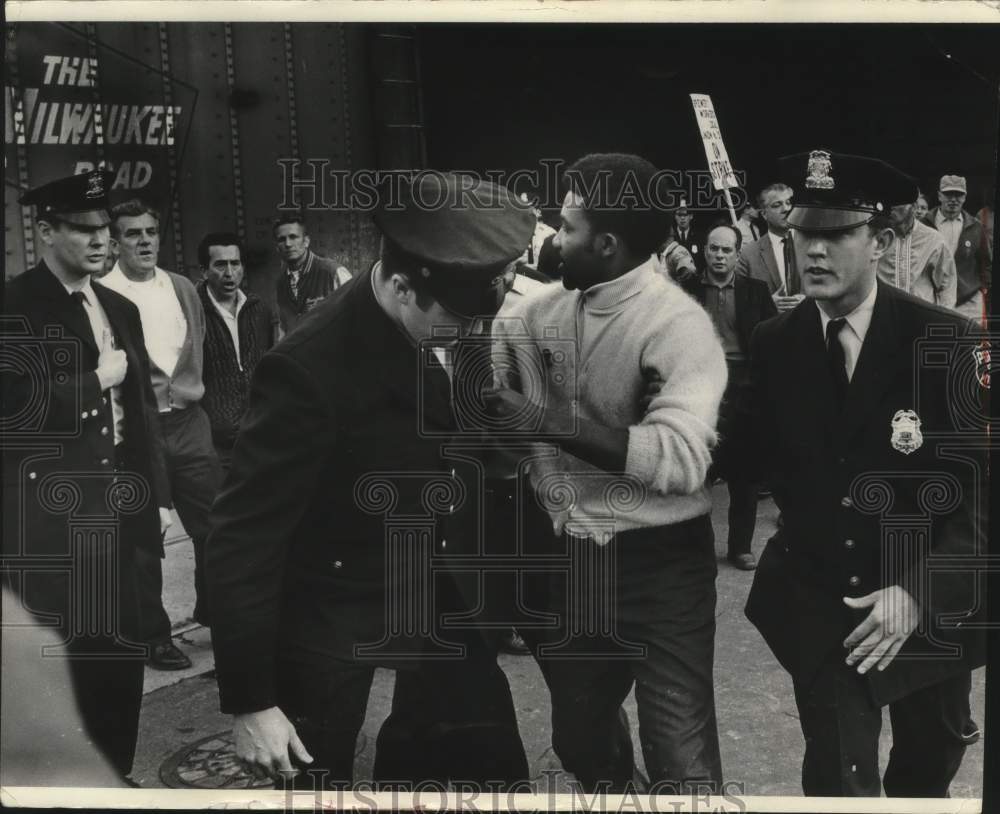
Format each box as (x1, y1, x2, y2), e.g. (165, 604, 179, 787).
(449, 504, 455, 514)
(102, 396, 109, 406)
(849, 576, 861, 587)
(441, 539, 447, 549)
(841, 496, 853, 508)
(100, 426, 109, 436)
(91, 409, 98, 417)
(28, 471, 37, 480)
(450, 469, 456, 478)
(844, 539, 856, 549)
(838, 456, 846, 465)
(81, 411, 88, 419)
(333, 560, 342, 568)
(100, 458, 111, 466)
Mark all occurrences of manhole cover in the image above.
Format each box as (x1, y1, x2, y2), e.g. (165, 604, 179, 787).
(159, 730, 368, 789)
(160, 732, 273, 789)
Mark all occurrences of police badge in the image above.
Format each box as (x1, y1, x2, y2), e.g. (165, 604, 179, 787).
(890, 409, 923, 454)
(85, 172, 105, 199)
(805, 150, 835, 190)
(973, 344, 990, 389)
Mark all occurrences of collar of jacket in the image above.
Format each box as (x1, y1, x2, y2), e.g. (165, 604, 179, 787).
(26, 259, 85, 301)
(196, 278, 260, 313)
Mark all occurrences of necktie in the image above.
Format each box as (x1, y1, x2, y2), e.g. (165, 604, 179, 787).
(69, 290, 93, 342)
(826, 318, 849, 408)
(783, 237, 800, 295)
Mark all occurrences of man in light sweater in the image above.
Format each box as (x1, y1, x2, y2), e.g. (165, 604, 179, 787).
(103, 199, 222, 670)
(489, 153, 728, 792)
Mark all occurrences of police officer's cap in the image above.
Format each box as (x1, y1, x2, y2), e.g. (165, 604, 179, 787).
(19, 169, 114, 228)
(781, 150, 917, 232)
(374, 172, 535, 318)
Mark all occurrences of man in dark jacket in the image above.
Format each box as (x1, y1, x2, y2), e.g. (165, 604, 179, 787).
(719, 150, 987, 797)
(1, 171, 171, 782)
(922, 174, 991, 323)
(682, 223, 777, 570)
(196, 232, 276, 473)
(273, 215, 352, 337)
(206, 173, 536, 789)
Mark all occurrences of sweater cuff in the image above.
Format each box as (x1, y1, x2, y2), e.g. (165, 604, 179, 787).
(625, 424, 660, 485)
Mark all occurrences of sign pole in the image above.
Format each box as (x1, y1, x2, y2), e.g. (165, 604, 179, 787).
(722, 187, 739, 227)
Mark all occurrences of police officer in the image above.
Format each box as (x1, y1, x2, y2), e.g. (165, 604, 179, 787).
(205, 172, 535, 788)
(719, 150, 987, 797)
(2, 171, 171, 781)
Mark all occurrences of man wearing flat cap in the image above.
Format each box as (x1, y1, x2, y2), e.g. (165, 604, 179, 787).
(717, 150, 987, 796)
(205, 171, 535, 788)
(1, 170, 172, 782)
(922, 174, 991, 323)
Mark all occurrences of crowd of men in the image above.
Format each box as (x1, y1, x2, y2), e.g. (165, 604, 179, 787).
(0, 150, 990, 799)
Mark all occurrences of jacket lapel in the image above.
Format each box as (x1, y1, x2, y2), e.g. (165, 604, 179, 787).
(27, 262, 99, 356)
(760, 236, 782, 291)
(837, 283, 902, 445)
(789, 302, 839, 427)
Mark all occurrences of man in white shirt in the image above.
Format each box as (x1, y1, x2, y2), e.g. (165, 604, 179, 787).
(735, 201, 762, 246)
(736, 183, 805, 313)
(195, 232, 276, 473)
(877, 200, 957, 308)
(103, 200, 221, 670)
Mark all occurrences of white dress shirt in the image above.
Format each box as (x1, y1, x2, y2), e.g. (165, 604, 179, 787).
(816, 281, 878, 381)
(205, 286, 248, 369)
(101, 264, 187, 379)
(934, 209, 963, 256)
(767, 230, 789, 291)
(63, 277, 125, 444)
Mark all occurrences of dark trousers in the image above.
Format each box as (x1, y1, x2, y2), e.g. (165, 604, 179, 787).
(720, 362, 759, 556)
(276, 637, 528, 789)
(66, 641, 146, 778)
(522, 499, 722, 792)
(214, 442, 234, 480)
(792, 650, 971, 796)
(136, 405, 221, 642)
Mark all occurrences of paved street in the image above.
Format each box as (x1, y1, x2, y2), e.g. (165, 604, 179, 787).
(132, 487, 985, 797)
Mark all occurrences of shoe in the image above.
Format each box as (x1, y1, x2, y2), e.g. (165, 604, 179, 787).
(497, 628, 531, 656)
(727, 553, 757, 571)
(961, 719, 981, 745)
(146, 640, 192, 671)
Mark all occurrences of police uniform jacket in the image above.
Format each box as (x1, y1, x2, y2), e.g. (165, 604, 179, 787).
(1, 261, 170, 639)
(206, 266, 470, 715)
(721, 281, 987, 706)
